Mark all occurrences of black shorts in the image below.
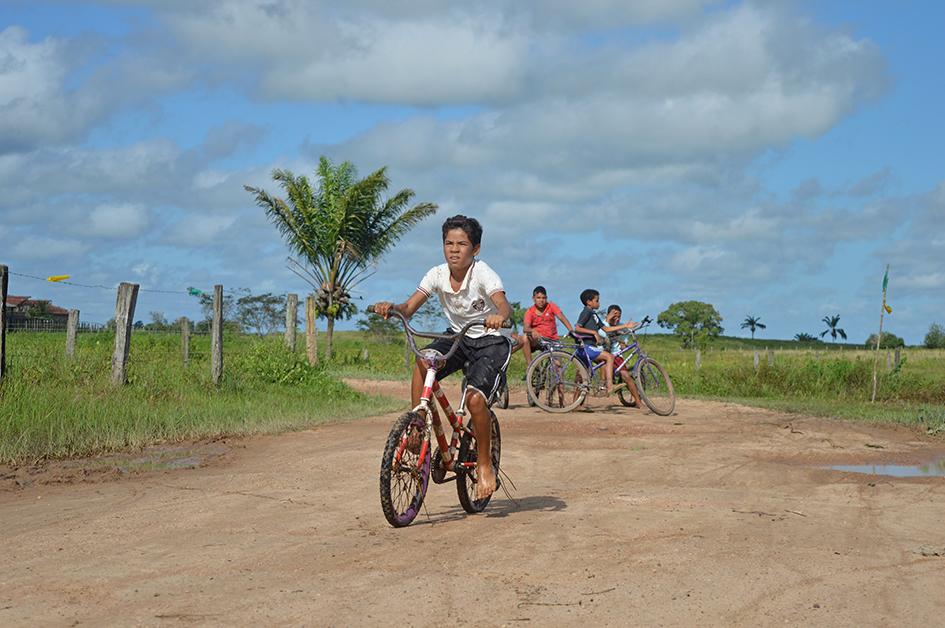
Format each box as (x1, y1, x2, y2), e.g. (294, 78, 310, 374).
(424, 333, 513, 402)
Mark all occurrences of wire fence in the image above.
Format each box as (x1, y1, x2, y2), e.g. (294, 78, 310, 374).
(0, 263, 321, 385)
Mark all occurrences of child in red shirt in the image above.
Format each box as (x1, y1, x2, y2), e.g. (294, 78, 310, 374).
(515, 285, 574, 369)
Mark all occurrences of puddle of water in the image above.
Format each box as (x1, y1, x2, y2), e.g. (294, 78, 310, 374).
(826, 457, 945, 478)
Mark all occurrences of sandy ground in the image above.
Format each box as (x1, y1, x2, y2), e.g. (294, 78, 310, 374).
(2, 380, 944, 627)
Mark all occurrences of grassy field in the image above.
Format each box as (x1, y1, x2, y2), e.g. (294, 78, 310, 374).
(331, 329, 945, 433)
(2, 328, 943, 464)
(0, 331, 400, 464)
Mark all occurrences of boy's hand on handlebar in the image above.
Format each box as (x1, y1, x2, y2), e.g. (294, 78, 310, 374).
(485, 314, 507, 330)
(371, 302, 395, 319)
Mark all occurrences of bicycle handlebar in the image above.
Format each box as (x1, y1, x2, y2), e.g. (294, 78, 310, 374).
(366, 305, 512, 364)
(569, 315, 654, 344)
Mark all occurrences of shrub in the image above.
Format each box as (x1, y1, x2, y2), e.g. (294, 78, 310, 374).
(924, 323, 945, 349)
(864, 331, 905, 349)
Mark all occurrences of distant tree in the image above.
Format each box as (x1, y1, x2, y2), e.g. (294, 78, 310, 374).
(865, 331, 905, 349)
(144, 311, 170, 331)
(357, 310, 402, 343)
(236, 292, 284, 336)
(199, 290, 238, 324)
(27, 300, 52, 319)
(740, 315, 766, 340)
(509, 301, 526, 333)
(412, 299, 447, 331)
(924, 323, 945, 349)
(794, 332, 822, 343)
(820, 315, 847, 343)
(658, 300, 723, 349)
(246, 156, 437, 359)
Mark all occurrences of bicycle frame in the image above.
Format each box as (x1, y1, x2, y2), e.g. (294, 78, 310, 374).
(373, 306, 506, 479)
(393, 361, 476, 478)
(536, 322, 652, 393)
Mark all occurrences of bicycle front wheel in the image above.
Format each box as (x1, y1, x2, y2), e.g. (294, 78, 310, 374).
(526, 351, 588, 413)
(633, 358, 676, 416)
(456, 411, 501, 513)
(380, 411, 431, 527)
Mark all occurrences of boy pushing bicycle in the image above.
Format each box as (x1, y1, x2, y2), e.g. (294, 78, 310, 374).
(371, 215, 512, 501)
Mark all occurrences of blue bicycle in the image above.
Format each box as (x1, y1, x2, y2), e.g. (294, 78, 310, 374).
(525, 316, 675, 416)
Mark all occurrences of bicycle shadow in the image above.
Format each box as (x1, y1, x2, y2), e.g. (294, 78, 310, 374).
(416, 494, 567, 526)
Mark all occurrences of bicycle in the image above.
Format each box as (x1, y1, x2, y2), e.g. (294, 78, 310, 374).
(369, 306, 511, 528)
(525, 316, 676, 416)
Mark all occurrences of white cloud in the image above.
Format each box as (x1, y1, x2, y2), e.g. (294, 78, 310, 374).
(85, 203, 151, 239)
(9, 236, 89, 260)
(164, 215, 238, 246)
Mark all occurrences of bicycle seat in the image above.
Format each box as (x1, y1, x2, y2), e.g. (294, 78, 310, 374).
(568, 331, 593, 344)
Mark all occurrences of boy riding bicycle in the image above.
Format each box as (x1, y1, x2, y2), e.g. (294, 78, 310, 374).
(371, 215, 512, 501)
(605, 304, 644, 408)
(573, 289, 641, 397)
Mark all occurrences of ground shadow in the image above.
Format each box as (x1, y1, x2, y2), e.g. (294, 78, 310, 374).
(414, 494, 567, 526)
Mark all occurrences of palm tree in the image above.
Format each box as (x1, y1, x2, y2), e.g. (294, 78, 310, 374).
(820, 314, 847, 343)
(246, 156, 437, 358)
(740, 315, 766, 340)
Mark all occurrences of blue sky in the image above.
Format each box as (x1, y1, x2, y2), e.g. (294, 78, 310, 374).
(1, 0, 942, 344)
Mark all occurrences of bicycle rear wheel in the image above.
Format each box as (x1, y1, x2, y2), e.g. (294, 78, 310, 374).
(456, 411, 501, 513)
(633, 358, 675, 416)
(526, 351, 588, 413)
(495, 381, 509, 409)
(379, 411, 431, 527)
(617, 387, 638, 407)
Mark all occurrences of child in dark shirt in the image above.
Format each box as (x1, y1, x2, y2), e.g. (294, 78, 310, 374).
(573, 289, 616, 394)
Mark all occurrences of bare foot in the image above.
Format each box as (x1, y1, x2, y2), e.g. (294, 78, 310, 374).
(476, 463, 497, 500)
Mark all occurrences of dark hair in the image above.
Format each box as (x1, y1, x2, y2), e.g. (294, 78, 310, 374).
(607, 304, 621, 314)
(441, 215, 482, 247)
(579, 289, 599, 305)
(533, 285, 547, 296)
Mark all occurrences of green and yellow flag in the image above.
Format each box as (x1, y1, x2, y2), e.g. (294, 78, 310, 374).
(882, 266, 892, 314)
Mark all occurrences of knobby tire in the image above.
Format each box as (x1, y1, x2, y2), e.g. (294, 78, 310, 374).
(379, 412, 430, 527)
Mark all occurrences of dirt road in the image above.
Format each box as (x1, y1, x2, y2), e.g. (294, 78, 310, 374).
(2, 381, 944, 626)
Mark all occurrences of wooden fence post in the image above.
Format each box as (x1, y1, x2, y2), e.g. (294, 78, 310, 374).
(694, 349, 701, 371)
(65, 309, 79, 357)
(305, 295, 318, 366)
(181, 317, 190, 366)
(211, 285, 223, 385)
(0, 264, 7, 381)
(753, 350, 760, 372)
(285, 293, 298, 351)
(894, 347, 901, 369)
(885, 351, 892, 372)
(111, 282, 140, 386)
(767, 348, 774, 367)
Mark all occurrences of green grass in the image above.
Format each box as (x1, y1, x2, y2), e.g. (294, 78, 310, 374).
(328, 330, 945, 430)
(3, 329, 942, 464)
(0, 331, 400, 464)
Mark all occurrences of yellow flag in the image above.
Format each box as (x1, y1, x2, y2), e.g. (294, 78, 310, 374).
(47, 275, 70, 282)
(883, 303, 892, 314)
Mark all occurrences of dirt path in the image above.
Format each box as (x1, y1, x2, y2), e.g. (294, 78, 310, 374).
(2, 382, 944, 626)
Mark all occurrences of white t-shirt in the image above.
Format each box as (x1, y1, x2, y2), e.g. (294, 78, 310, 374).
(417, 260, 506, 338)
